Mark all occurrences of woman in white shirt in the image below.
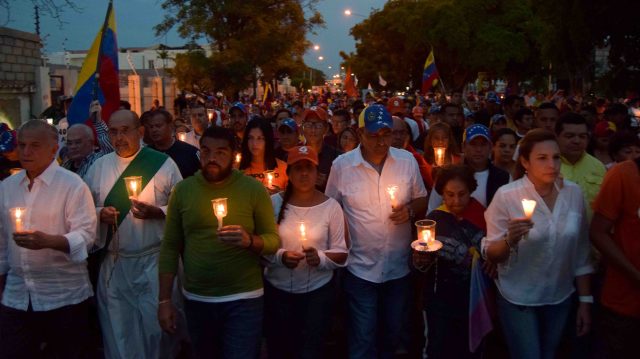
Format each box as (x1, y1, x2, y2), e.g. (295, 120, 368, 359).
(482, 129, 593, 359)
(263, 146, 348, 359)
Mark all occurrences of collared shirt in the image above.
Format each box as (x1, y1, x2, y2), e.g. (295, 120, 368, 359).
(561, 152, 606, 221)
(183, 131, 201, 149)
(482, 175, 593, 306)
(0, 161, 97, 311)
(326, 146, 428, 283)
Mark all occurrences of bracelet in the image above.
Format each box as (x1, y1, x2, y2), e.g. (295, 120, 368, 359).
(246, 235, 254, 249)
(578, 295, 594, 303)
(158, 299, 171, 305)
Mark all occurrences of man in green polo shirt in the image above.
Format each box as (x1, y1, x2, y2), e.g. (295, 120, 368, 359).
(556, 112, 606, 221)
(158, 126, 279, 358)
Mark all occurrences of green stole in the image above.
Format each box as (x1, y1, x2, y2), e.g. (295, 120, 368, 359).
(104, 147, 169, 226)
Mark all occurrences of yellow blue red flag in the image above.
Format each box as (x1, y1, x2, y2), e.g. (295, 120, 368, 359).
(421, 50, 439, 94)
(67, 1, 120, 125)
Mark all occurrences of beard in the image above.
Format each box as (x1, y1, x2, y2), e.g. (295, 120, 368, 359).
(202, 160, 233, 183)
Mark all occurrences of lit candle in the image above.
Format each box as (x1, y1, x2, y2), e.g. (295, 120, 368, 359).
(177, 132, 186, 142)
(235, 153, 242, 164)
(386, 185, 399, 209)
(299, 220, 307, 249)
(123, 176, 143, 200)
(521, 199, 537, 219)
(521, 199, 537, 241)
(9, 168, 21, 176)
(412, 219, 442, 252)
(212, 198, 228, 230)
(207, 109, 214, 121)
(46, 118, 53, 125)
(264, 170, 275, 189)
(10, 207, 26, 233)
(434, 146, 446, 167)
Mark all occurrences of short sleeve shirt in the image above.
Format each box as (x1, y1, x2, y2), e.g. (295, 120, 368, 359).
(593, 160, 640, 318)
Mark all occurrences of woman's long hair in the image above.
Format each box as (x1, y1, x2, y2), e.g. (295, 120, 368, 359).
(239, 118, 277, 171)
(513, 129, 558, 180)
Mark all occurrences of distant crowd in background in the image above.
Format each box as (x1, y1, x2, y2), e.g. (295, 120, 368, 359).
(0, 86, 639, 359)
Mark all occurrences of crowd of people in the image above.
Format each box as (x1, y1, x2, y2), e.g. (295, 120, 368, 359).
(0, 88, 639, 359)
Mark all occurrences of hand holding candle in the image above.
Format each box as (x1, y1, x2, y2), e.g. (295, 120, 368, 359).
(212, 198, 228, 230)
(124, 176, 143, 200)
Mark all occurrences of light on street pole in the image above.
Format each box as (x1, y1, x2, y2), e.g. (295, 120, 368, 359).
(344, 9, 352, 16)
(318, 56, 324, 61)
(328, 66, 332, 69)
(313, 44, 320, 51)
(344, 9, 366, 18)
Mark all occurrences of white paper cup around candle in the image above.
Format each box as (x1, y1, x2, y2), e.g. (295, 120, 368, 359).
(10, 207, 27, 233)
(521, 199, 537, 240)
(413, 219, 442, 252)
(124, 176, 143, 200)
(212, 198, 228, 230)
(386, 185, 399, 209)
(434, 146, 446, 167)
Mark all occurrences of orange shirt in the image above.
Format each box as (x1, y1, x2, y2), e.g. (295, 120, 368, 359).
(242, 158, 288, 191)
(593, 160, 640, 318)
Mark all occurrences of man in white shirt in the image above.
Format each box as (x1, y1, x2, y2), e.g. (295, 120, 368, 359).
(428, 124, 510, 213)
(326, 104, 428, 358)
(183, 105, 209, 149)
(0, 120, 97, 358)
(84, 110, 183, 359)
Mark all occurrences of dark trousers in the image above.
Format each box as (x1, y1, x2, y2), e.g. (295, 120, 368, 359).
(184, 296, 263, 359)
(600, 307, 640, 359)
(264, 279, 335, 359)
(0, 300, 90, 359)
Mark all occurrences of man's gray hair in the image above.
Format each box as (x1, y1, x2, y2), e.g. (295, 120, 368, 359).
(18, 119, 58, 143)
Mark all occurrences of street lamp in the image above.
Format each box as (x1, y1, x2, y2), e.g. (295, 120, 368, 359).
(318, 56, 324, 61)
(313, 44, 320, 51)
(344, 9, 366, 18)
(328, 66, 332, 69)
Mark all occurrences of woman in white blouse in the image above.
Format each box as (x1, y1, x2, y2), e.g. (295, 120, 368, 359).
(263, 146, 349, 359)
(482, 129, 593, 359)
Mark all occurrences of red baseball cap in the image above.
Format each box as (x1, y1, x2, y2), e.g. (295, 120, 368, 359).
(287, 146, 319, 166)
(302, 106, 328, 122)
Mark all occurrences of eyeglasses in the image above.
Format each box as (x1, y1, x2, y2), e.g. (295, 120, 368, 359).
(108, 127, 138, 137)
(302, 122, 325, 130)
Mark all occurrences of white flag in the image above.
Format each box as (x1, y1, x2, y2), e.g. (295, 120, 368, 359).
(354, 75, 359, 86)
(378, 73, 387, 87)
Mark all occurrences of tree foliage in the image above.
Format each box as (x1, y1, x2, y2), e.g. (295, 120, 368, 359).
(346, 0, 640, 96)
(155, 0, 324, 96)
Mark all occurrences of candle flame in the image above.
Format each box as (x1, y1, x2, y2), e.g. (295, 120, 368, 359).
(434, 146, 446, 166)
(235, 154, 241, 163)
(299, 223, 306, 239)
(178, 132, 186, 141)
(216, 204, 225, 217)
(130, 181, 137, 192)
(15, 208, 22, 219)
(421, 229, 431, 243)
(522, 199, 537, 218)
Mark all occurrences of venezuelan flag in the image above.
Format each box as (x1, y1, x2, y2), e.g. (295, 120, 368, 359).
(468, 248, 495, 352)
(421, 50, 439, 95)
(67, 1, 120, 125)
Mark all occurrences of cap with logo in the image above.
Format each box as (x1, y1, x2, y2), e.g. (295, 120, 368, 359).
(464, 124, 492, 144)
(358, 104, 393, 133)
(287, 145, 319, 166)
(303, 106, 328, 122)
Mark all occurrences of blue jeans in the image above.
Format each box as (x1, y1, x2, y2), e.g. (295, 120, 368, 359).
(264, 279, 335, 359)
(497, 294, 572, 359)
(343, 271, 410, 359)
(184, 296, 263, 359)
